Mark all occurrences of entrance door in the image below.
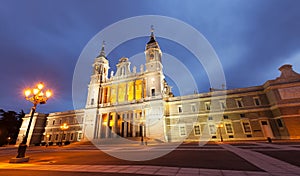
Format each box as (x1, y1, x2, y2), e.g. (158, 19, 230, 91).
(139, 125, 143, 137)
(121, 122, 125, 137)
(261, 121, 274, 138)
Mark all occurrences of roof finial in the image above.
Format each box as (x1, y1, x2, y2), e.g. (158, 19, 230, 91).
(150, 25, 154, 37)
(99, 40, 106, 58)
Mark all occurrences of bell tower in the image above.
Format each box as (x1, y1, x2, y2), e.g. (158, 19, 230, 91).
(83, 42, 110, 141)
(86, 42, 109, 108)
(143, 27, 166, 99)
(145, 26, 163, 72)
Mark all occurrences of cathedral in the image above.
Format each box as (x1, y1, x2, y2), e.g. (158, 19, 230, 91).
(17, 30, 300, 146)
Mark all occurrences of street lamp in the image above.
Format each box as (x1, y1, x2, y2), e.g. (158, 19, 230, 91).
(7, 137, 11, 146)
(15, 82, 52, 160)
(60, 123, 69, 146)
(218, 123, 224, 142)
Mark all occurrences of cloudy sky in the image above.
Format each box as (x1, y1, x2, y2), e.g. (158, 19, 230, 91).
(1, 0, 300, 113)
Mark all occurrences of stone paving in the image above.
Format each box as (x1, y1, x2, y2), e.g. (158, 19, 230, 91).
(1, 141, 300, 175)
(0, 163, 270, 176)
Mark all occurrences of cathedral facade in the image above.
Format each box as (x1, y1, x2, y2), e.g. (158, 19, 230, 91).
(17, 31, 300, 146)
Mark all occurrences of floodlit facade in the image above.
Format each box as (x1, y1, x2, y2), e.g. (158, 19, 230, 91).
(17, 31, 300, 146)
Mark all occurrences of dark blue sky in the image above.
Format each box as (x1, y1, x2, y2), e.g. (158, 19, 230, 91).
(1, 0, 300, 113)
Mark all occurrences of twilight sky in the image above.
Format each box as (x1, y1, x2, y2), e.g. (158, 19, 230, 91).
(1, 0, 300, 114)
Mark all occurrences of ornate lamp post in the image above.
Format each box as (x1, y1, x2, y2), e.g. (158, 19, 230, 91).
(15, 82, 52, 160)
(60, 123, 69, 146)
(218, 123, 224, 142)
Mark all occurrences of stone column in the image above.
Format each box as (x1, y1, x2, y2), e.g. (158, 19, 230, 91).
(105, 113, 110, 138)
(124, 113, 127, 137)
(132, 111, 136, 137)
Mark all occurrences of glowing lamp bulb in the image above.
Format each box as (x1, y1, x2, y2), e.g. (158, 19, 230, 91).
(24, 89, 31, 97)
(38, 92, 44, 96)
(33, 88, 39, 95)
(37, 82, 44, 90)
(45, 90, 52, 98)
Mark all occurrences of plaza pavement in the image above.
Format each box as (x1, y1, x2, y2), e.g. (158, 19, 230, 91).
(0, 141, 300, 176)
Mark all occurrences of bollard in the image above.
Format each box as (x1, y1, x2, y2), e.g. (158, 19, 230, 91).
(267, 137, 272, 143)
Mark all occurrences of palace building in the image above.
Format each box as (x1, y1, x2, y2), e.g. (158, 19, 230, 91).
(17, 30, 300, 146)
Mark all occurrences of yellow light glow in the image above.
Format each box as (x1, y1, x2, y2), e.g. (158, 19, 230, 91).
(33, 88, 39, 95)
(38, 92, 44, 96)
(46, 90, 52, 98)
(60, 123, 69, 130)
(219, 124, 224, 128)
(135, 80, 143, 100)
(24, 89, 31, 97)
(127, 82, 134, 101)
(37, 82, 44, 90)
(109, 120, 114, 127)
(118, 83, 126, 102)
(110, 85, 117, 103)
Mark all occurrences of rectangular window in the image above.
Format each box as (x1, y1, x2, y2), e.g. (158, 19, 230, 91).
(225, 123, 233, 134)
(127, 82, 134, 101)
(276, 119, 284, 128)
(55, 134, 59, 140)
(59, 119, 62, 124)
(208, 116, 213, 120)
(240, 114, 246, 118)
(118, 83, 126, 102)
(253, 97, 261, 106)
(49, 135, 52, 141)
(110, 85, 117, 103)
(236, 99, 243, 108)
(178, 106, 182, 113)
(70, 133, 74, 140)
(78, 133, 82, 140)
(91, 98, 94, 105)
(220, 101, 226, 109)
(194, 125, 201, 136)
(191, 104, 196, 112)
(135, 80, 143, 100)
(103, 87, 108, 103)
(261, 121, 268, 125)
(242, 122, 251, 133)
(179, 125, 186, 136)
(52, 120, 55, 125)
(151, 88, 155, 97)
(209, 124, 216, 134)
(223, 115, 229, 119)
(205, 102, 211, 111)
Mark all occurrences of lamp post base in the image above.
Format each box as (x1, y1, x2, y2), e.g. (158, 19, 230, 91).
(9, 157, 30, 163)
(16, 143, 27, 158)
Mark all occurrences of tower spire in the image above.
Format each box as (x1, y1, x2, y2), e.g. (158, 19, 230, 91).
(147, 25, 156, 44)
(146, 25, 160, 50)
(98, 41, 106, 58)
